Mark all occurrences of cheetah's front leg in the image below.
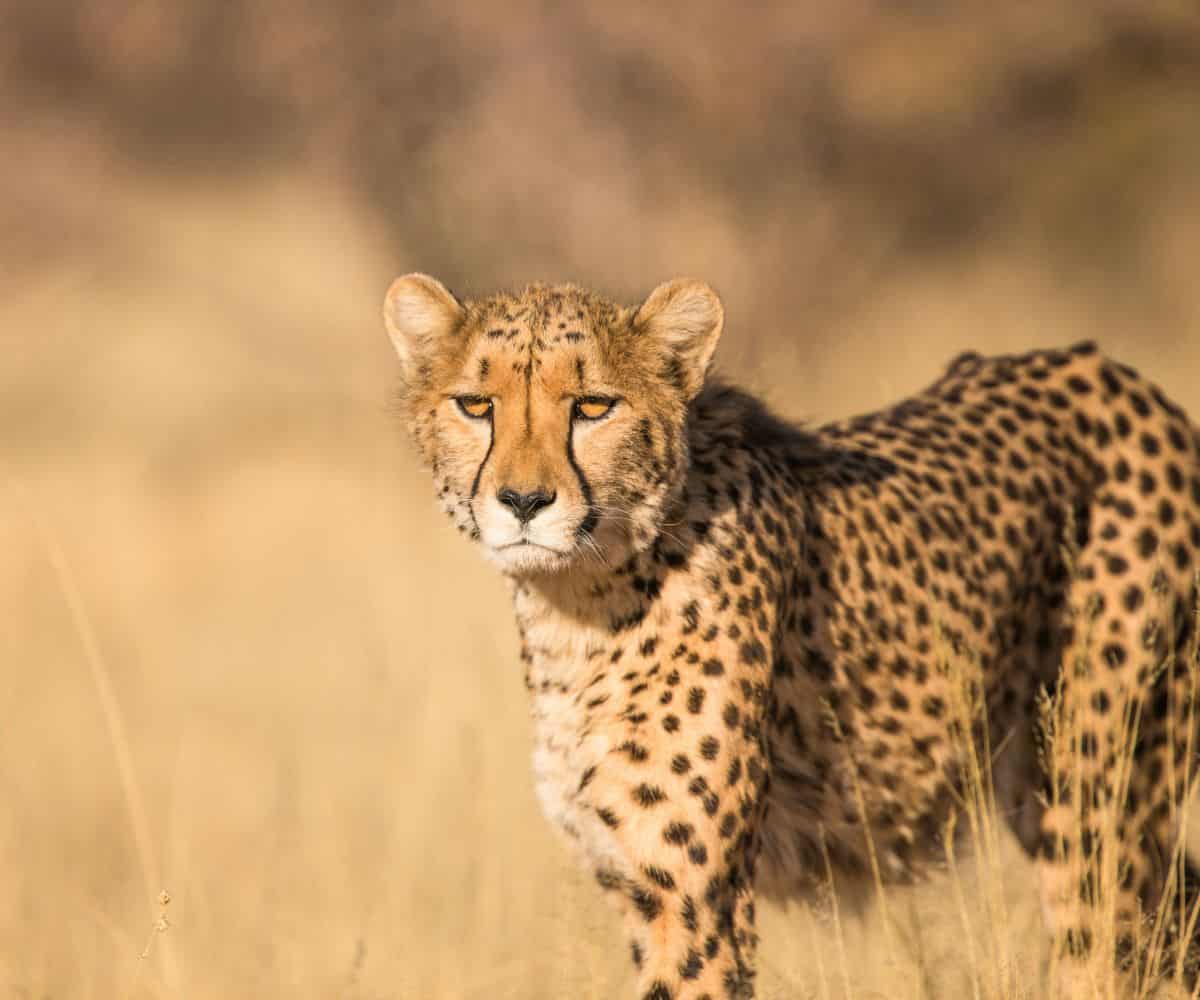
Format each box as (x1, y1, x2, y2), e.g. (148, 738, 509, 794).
(600, 821, 760, 1000)
(588, 731, 769, 1000)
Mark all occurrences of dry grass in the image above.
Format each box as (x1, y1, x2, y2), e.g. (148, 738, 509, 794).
(3, 5, 1200, 994)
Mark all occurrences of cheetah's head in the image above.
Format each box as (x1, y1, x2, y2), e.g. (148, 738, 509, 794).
(384, 275, 723, 577)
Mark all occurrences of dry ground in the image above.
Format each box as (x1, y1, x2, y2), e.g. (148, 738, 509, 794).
(3, 130, 1200, 998)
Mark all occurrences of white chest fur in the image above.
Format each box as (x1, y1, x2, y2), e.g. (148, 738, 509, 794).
(529, 688, 607, 841)
(518, 599, 621, 867)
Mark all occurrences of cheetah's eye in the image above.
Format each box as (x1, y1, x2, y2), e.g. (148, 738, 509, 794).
(455, 396, 493, 420)
(573, 397, 617, 421)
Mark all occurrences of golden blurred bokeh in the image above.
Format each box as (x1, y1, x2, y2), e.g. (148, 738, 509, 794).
(3, 3, 1200, 996)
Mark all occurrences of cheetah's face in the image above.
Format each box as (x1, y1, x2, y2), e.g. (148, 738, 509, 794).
(384, 276, 723, 576)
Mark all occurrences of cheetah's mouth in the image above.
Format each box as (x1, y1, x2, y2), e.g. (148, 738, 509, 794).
(489, 538, 579, 575)
(498, 541, 567, 555)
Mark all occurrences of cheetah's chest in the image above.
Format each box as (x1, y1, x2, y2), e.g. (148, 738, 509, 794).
(522, 621, 621, 868)
(528, 685, 631, 884)
(529, 688, 606, 840)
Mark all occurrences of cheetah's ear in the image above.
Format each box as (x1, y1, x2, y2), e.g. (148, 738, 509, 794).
(383, 273, 465, 385)
(633, 279, 724, 400)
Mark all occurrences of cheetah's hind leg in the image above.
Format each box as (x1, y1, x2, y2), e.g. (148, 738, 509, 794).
(1036, 555, 1200, 994)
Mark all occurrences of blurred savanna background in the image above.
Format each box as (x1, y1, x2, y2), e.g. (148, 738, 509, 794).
(4, 2, 1200, 997)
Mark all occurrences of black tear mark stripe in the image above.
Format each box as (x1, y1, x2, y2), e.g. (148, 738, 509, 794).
(567, 418, 599, 537)
(524, 333, 535, 436)
(468, 415, 496, 537)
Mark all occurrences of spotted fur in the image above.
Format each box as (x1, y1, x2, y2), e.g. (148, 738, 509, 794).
(384, 274, 1200, 998)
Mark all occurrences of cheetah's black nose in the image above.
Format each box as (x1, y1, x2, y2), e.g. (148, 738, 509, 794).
(497, 488, 556, 524)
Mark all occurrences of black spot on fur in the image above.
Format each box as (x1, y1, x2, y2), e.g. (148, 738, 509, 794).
(633, 886, 663, 922)
(634, 784, 667, 807)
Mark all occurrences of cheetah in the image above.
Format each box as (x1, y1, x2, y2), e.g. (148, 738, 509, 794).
(383, 273, 1200, 997)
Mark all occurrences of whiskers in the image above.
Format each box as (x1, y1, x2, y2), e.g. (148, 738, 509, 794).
(580, 503, 694, 557)
(574, 527, 610, 569)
